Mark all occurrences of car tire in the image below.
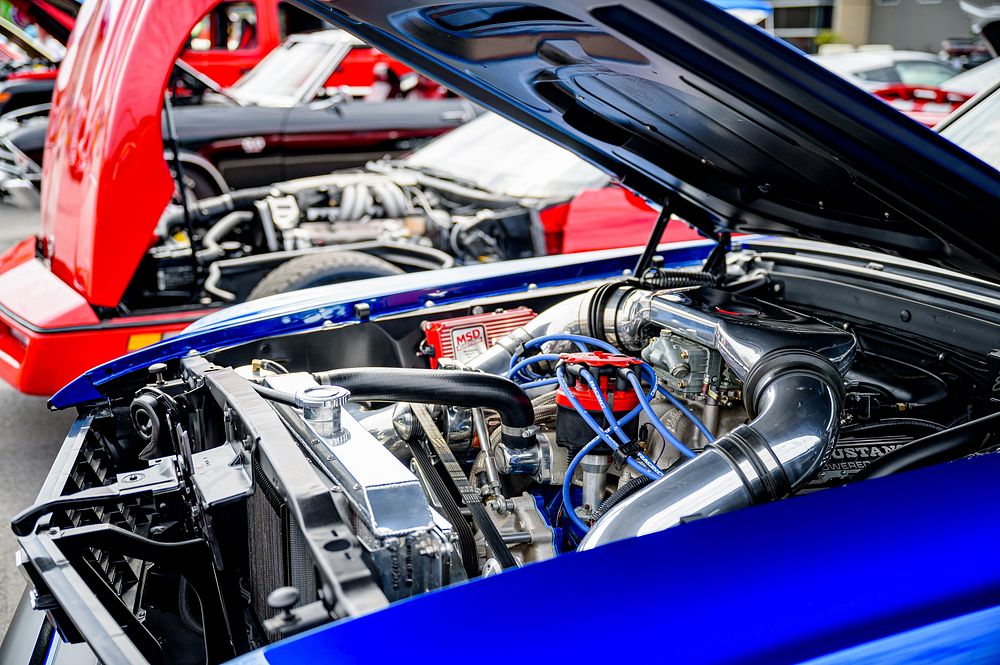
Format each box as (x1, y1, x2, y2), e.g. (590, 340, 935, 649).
(248, 251, 405, 300)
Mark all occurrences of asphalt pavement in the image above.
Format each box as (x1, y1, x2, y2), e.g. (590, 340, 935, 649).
(0, 204, 77, 639)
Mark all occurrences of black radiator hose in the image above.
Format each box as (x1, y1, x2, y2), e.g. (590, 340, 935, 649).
(855, 410, 1000, 480)
(163, 186, 274, 233)
(313, 368, 536, 449)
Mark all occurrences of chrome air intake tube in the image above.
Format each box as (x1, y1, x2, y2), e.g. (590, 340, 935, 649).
(579, 351, 844, 549)
(577, 285, 856, 551)
(579, 284, 856, 376)
(458, 293, 589, 375)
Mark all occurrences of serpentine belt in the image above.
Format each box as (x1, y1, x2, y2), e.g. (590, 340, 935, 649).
(410, 403, 519, 570)
(404, 426, 479, 578)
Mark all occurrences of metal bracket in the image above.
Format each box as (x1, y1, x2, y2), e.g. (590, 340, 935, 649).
(11, 457, 180, 537)
(703, 231, 732, 281)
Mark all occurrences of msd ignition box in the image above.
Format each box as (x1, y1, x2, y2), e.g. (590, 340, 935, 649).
(421, 308, 536, 368)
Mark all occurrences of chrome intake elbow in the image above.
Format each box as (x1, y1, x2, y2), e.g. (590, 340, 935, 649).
(579, 284, 856, 379)
(466, 293, 588, 374)
(579, 350, 847, 550)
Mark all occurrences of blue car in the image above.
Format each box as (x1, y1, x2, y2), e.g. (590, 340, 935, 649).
(5, 1, 1000, 664)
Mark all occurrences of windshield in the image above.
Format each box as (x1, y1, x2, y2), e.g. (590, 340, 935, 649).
(228, 39, 337, 105)
(403, 113, 608, 199)
(940, 86, 1000, 171)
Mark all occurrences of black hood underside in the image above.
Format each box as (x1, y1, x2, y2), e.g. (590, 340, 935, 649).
(297, 0, 1000, 281)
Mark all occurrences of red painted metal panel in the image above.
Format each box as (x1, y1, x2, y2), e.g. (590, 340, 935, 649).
(40, 0, 219, 308)
(560, 187, 703, 254)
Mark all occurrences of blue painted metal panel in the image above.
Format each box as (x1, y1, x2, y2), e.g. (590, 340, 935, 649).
(229, 452, 1000, 665)
(712, 0, 773, 13)
(800, 604, 1000, 665)
(50, 241, 713, 408)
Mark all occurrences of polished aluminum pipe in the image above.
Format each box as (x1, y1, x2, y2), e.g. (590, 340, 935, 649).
(596, 287, 856, 379)
(579, 362, 843, 549)
(578, 284, 855, 550)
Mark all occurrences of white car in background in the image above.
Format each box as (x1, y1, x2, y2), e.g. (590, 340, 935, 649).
(810, 49, 960, 89)
(810, 49, 997, 127)
(940, 55, 1000, 95)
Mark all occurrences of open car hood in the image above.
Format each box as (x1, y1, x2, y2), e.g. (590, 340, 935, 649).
(40, 0, 217, 307)
(304, 0, 1000, 281)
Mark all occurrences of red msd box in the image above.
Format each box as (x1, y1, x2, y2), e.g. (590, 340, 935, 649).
(422, 308, 536, 367)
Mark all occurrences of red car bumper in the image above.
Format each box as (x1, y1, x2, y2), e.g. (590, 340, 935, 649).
(0, 242, 214, 395)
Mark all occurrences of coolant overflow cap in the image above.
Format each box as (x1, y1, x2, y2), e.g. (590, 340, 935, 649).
(296, 385, 350, 440)
(295, 385, 350, 410)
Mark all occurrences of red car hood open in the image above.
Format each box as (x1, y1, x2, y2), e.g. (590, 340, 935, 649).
(40, 0, 215, 307)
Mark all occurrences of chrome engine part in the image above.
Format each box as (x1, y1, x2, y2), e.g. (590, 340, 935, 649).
(262, 372, 463, 600)
(577, 286, 857, 549)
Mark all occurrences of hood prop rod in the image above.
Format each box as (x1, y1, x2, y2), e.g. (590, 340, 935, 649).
(702, 231, 731, 282)
(163, 89, 203, 282)
(633, 197, 673, 279)
(633, 198, 729, 283)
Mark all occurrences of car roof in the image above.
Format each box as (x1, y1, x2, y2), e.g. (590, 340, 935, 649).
(811, 50, 945, 75)
(942, 57, 1000, 94)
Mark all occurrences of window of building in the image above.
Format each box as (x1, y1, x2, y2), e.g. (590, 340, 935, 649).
(189, 2, 258, 52)
(771, 1, 834, 53)
(773, 5, 833, 31)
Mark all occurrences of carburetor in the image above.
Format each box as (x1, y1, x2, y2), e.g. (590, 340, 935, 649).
(642, 332, 739, 404)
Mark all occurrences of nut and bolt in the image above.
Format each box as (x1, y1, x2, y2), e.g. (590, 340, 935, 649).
(147, 363, 168, 385)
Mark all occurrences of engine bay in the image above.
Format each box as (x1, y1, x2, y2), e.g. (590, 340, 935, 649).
(15, 244, 1000, 663)
(126, 167, 544, 311)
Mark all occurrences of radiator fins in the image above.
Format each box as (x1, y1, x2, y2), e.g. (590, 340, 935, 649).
(248, 460, 317, 636)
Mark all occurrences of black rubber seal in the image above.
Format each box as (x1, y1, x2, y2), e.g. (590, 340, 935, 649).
(742, 349, 845, 419)
(585, 282, 624, 344)
(711, 425, 791, 502)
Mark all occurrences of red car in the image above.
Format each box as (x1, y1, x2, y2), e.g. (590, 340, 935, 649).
(182, 0, 328, 85)
(0, 0, 332, 114)
(0, 0, 701, 396)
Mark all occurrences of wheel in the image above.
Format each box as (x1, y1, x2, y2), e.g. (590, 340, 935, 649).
(169, 167, 220, 205)
(248, 251, 405, 299)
